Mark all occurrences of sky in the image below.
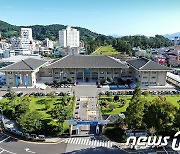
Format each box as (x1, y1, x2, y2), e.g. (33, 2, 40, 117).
(0, 0, 180, 36)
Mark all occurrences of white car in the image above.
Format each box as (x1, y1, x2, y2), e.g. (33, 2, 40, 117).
(67, 91, 72, 96)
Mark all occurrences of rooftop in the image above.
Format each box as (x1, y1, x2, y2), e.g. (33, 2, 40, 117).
(127, 58, 171, 71)
(0, 58, 47, 71)
(46, 55, 128, 69)
(167, 72, 180, 83)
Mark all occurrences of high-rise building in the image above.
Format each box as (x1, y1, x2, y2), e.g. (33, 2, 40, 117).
(21, 28, 33, 41)
(59, 26, 79, 48)
(20, 28, 33, 50)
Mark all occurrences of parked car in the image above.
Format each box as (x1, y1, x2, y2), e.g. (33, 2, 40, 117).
(38, 135, 45, 141)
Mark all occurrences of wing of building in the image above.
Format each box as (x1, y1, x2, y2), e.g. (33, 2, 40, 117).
(127, 58, 172, 86)
(0, 58, 47, 87)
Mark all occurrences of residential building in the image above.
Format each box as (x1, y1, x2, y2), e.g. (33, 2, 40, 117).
(127, 58, 171, 86)
(165, 50, 180, 67)
(59, 26, 80, 48)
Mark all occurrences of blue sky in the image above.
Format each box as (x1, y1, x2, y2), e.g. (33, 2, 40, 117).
(0, 0, 180, 36)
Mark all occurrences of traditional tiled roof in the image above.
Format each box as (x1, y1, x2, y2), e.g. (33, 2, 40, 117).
(46, 55, 128, 69)
(0, 58, 47, 71)
(127, 58, 171, 71)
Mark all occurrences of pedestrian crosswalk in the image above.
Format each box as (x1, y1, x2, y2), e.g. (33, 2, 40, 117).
(63, 137, 113, 148)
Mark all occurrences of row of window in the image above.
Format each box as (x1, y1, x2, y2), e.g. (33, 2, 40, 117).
(143, 72, 157, 74)
(54, 72, 119, 75)
(142, 82, 157, 85)
(143, 76, 156, 79)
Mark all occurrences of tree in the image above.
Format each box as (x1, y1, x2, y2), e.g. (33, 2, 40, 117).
(174, 108, 180, 131)
(143, 96, 176, 133)
(67, 78, 72, 83)
(125, 84, 145, 129)
(125, 98, 145, 129)
(17, 111, 43, 133)
(114, 95, 119, 101)
(142, 91, 149, 97)
(131, 84, 141, 101)
(51, 104, 71, 128)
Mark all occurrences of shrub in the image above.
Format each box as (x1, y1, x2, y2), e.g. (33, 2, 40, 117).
(107, 97, 113, 102)
(114, 95, 119, 101)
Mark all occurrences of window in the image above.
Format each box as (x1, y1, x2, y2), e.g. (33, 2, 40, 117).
(114, 72, 118, 74)
(144, 71, 148, 74)
(107, 72, 111, 74)
(70, 72, 74, 74)
(55, 77, 59, 79)
(143, 76, 147, 79)
(55, 72, 59, 74)
(151, 76, 156, 79)
(8, 77, 12, 79)
(150, 82, 156, 85)
(8, 72, 12, 74)
(100, 72, 104, 74)
(100, 77, 104, 79)
(152, 72, 156, 74)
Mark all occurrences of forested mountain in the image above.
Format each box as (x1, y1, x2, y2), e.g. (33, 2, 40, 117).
(0, 20, 106, 42)
(0, 20, 173, 54)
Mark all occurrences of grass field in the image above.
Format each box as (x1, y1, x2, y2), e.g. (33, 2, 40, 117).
(0, 96, 75, 134)
(99, 95, 180, 115)
(92, 45, 119, 55)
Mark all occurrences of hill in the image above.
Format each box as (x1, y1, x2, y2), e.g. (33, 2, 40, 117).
(0, 20, 107, 42)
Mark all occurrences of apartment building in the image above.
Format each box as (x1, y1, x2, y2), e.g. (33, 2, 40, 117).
(59, 26, 80, 48)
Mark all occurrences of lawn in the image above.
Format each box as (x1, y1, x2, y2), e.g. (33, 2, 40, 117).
(0, 95, 75, 135)
(92, 45, 119, 55)
(99, 95, 180, 115)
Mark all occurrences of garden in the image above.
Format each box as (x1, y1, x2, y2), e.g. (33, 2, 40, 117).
(99, 91, 180, 115)
(0, 90, 75, 136)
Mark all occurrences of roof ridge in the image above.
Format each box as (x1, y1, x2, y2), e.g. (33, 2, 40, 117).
(139, 58, 151, 70)
(22, 59, 34, 70)
(46, 55, 69, 67)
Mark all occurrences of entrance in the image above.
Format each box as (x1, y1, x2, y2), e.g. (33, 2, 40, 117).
(84, 69, 90, 82)
(66, 120, 109, 136)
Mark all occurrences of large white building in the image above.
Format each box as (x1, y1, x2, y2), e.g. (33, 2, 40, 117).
(20, 28, 33, 51)
(10, 28, 33, 55)
(59, 26, 80, 48)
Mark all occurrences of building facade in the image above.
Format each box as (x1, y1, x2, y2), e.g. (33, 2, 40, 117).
(0, 56, 172, 87)
(127, 58, 172, 86)
(0, 58, 47, 87)
(42, 55, 128, 82)
(59, 26, 80, 48)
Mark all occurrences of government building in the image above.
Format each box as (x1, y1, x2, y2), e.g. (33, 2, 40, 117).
(0, 55, 171, 87)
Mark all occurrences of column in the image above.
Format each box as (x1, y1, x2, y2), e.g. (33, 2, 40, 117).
(69, 125, 73, 136)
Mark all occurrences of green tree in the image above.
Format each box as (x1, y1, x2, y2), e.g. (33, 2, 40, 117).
(17, 111, 43, 133)
(51, 104, 71, 129)
(143, 96, 176, 133)
(125, 85, 145, 129)
(125, 98, 145, 129)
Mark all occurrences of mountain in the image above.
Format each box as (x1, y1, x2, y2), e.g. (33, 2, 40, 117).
(0, 20, 106, 42)
(110, 34, 122, 38)
(164, 32, 180, 39)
